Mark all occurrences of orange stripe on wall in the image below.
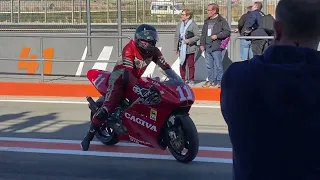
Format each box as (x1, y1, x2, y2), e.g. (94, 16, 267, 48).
(0, 82, 220, 101)
(192, 87, 221, 101)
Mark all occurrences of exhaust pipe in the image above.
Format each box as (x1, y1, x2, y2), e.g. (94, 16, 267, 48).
(86, 96, 98, 113)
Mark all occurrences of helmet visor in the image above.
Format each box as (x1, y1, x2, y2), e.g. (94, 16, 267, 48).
(136, 30, 158, 42)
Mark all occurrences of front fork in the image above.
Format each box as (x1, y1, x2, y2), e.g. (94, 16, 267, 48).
(158, 114, 182, 149)
(166, 114, 188, 151)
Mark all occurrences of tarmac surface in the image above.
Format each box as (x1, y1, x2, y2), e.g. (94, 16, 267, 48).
(0, 96, 232, 180)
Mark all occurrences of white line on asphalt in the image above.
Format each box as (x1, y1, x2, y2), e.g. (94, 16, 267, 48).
(75, 46, 88, 76)
(0, 146, 232, 164)
(0, 137, 232, 152)
(0, 99, 221, 108)
(92, 46, 113, 71)
(193, 104, 221, 108)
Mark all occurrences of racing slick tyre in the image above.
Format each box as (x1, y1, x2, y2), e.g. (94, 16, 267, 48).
(167, 115, 199, 163)
(90, 96, 119, 146)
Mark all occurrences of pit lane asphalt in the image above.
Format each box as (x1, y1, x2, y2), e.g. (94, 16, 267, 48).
(0, 96, 232, 180)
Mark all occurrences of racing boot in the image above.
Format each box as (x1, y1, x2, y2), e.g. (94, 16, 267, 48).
(80, 123, 97, 151)
(80, 107, 109, 151)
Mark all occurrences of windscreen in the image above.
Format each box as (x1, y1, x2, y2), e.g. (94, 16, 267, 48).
(160, 68, 184, 86)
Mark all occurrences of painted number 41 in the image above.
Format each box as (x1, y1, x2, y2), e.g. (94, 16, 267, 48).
(176, 85, 193, 101)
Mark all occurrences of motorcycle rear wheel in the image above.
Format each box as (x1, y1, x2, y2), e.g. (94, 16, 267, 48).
(90, 96, 119, 146)
(167, 115, 199, 163)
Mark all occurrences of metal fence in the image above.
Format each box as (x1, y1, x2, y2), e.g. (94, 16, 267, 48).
(1, 0, 279, 27)
(0, 34, 131, 81)
(231, 35, 274, 61)
(0, 34, 274, 82)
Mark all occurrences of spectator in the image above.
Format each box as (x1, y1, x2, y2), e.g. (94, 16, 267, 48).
(200, 3, 231, 88)
(174, 8, 200, 86)
(238, 6, 253, 61)
(221, 0, 320, 179)
(243, 2, 269, 56)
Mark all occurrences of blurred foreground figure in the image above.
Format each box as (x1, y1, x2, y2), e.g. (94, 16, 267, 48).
(221, 0, 320, 179)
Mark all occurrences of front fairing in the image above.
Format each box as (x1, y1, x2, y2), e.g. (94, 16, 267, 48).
(156, 68, 195, 106)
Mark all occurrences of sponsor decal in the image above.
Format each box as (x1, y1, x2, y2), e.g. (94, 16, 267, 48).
(134, 58, 151, 69)
(132, 85, 152, 98)
(150, 108, 157, 121)
(105, 77, 115, 101)
(132, 84, 162, 105)
(124, 112, 157, 132)
(129, 135, 151, 146)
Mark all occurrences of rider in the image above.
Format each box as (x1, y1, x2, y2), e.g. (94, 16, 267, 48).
(81, 24, 177, 151)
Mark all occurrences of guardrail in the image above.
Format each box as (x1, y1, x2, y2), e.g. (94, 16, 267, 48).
(0, 23, 240, 33)
(0, 34, 131, 57)
(231, 36, 275, 61)
(0, 34, 131, 82)
(0, 35, 275, 83)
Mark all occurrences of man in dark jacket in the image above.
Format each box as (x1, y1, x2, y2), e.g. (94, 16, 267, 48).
(200, 3, 231, 88)
(238, 6, 252, 37)
(244, 2, 268, 56)
(221, 0, 320, 179)
(238, 6, 253, 61)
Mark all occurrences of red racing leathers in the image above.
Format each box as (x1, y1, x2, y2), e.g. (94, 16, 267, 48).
(91, 40, 171, 127)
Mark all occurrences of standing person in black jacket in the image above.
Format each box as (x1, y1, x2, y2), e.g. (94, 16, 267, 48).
(200, 3, 231, 88)
(244, 2, 268, 56)
(238, 6, 253, 61)
(221, 0, 320, 179)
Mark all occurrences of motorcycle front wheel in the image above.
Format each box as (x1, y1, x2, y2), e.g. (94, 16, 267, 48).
(90, 96, 119, 146)
(167, 115, 199, 163)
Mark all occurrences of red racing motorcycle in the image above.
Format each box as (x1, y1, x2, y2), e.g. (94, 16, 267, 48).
(85, 68, 199, 163)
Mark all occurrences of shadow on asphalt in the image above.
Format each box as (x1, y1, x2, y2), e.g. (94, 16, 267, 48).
(0, 111, 233, 180)
(0, 111, 232, 148)
(0, 112, 59, 133)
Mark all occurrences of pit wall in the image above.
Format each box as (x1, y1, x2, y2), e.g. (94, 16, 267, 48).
(0, 32, 318, 101)
(0, 32, 242, 79)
